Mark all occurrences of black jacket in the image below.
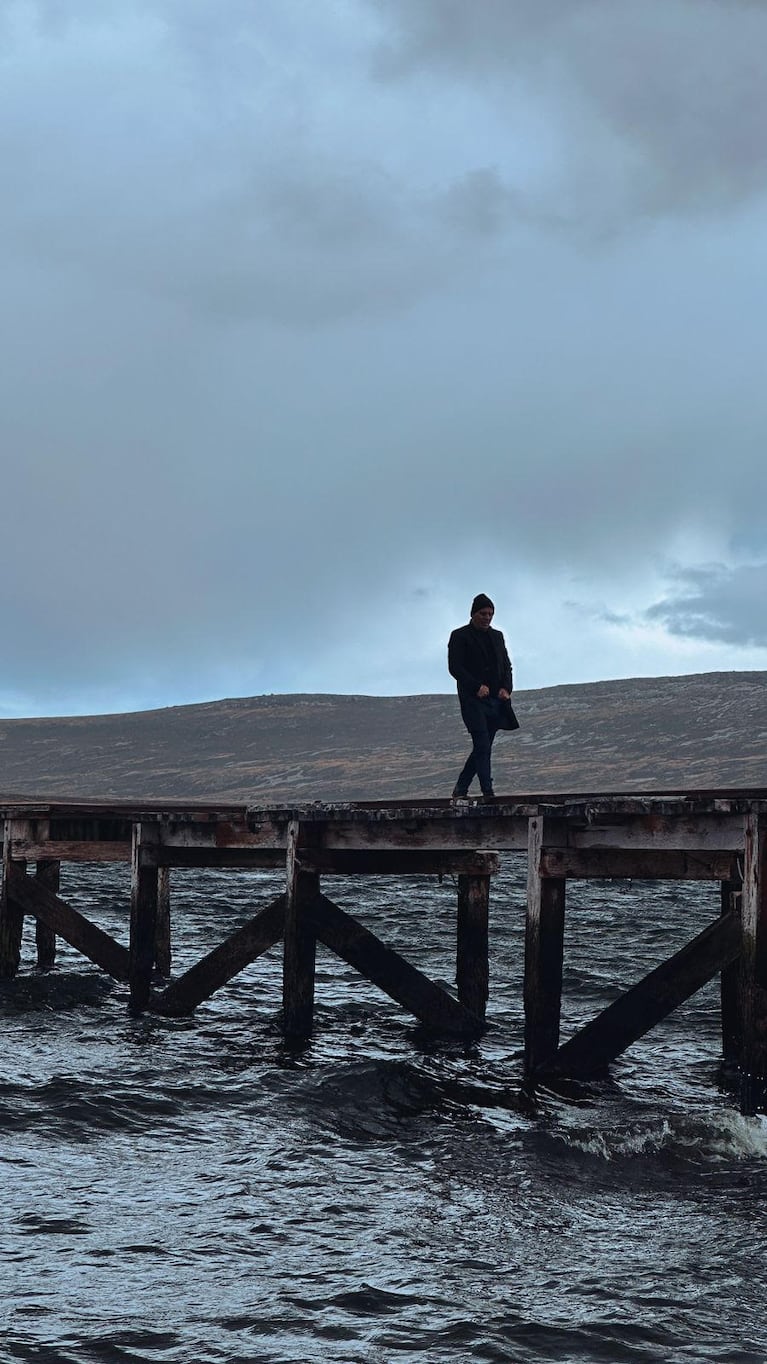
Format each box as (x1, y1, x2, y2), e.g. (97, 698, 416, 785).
(448, 623, 519, 732)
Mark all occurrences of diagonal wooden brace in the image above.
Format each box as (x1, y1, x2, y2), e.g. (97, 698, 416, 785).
(8, 865, 130, 981)
(538, 910, 742, 1080)
(306, 892, 482, 1037)
(151, 894, 286, 1017)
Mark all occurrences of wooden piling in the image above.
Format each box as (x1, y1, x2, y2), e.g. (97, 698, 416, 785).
(456, 874, 490, 1020)
(130, 823, 160, 1012)
(0, 821, 25, 979)
(739, 812, 767, 1114)
(154, 866, 171, 978)
(720, 878, 741, 1067)
(282, 820, 319, 1038)
(524, 816, 566, 1075)
(35, 860, 60, 970)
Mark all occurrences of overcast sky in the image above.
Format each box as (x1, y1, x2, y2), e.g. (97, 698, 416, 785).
(2, 0, 767, 717)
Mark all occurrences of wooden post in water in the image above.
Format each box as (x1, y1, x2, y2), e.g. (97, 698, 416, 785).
(720, 877, 741, 1068)
(35, 860, 60, 970)
(130, 823, 160, 1012)
(0, 821, 27, 979)
(154, 866, 171, 978)
(283, 820, 320, 1038)
(456, 874, 490, 1020)
(524, 816, 566, 1076)
(739, 812, 767, 1114)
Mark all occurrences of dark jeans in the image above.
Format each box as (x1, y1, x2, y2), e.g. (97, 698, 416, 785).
(454, 697, 505, 796)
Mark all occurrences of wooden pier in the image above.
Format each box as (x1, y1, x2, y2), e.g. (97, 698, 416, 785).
(1, 790, 765, 1112)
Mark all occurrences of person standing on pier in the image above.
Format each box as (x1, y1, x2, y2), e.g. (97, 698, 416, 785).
(448, 593, 519, 800)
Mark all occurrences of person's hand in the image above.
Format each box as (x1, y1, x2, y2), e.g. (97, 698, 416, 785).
(498, 689, 511, 700)
(477, 684, 490, 698)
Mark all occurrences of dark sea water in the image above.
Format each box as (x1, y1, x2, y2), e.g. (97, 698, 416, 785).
(2, 860, 766, 1364)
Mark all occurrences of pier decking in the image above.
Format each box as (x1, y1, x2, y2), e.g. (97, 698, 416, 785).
(1, 790, 765, 1111)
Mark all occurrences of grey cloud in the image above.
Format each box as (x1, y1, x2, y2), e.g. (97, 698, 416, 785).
(370, 0, 767, 224)
(0, 3, 514, 326)
(436, 168, 521, 238)
(371, 0, 589, 76)
(646, 563, 767, 647)
(1, 1, 766, 714)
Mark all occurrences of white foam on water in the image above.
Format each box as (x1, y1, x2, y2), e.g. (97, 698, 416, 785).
(553, 1108, 767, 1162)
(554, 1117, 676, 1161)
(682, 1109, 767, 1162)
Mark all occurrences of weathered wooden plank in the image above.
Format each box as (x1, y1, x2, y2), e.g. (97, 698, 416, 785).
(573, 815, 743, 852)
(541, 847, 736, 881)
(0, 820, 25, 978)
(306, 892, 481, 1037)
(739, 813, 767, 1113)
(12, 841, 131, 863)
(156, 821, 288, 850)
(456, 874, 490, 1019)
(8, 869, 130, 980)
(282, 821, 319, 1038)
(524, 817, 566, 1074)
(322, 818, 529, 852)
(130, 824, 159, 1012)
(35, 860, 60, 969)
(543, 911, 742, 1080)
(152, 894, 286, 1016)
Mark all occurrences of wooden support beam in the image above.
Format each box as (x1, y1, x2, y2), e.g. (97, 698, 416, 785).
(150, 847, 501, 874)
(0, 820, 25, 978)
(524, 817, 566, 1075)
(154, 847, 288, 869)
(130, 823, 159, 1012)
(35, 860, 60, 970)
(8, 869, 130, 981)
(282, 821, 319, 1038)
(541, 847, 736, 881)
(302, 849, 499, 877)
(542, 911, 741, 1080)
(739, 813, 767, 1114)
(456, 874, 490, 1019)
(306, 892, 481, 1037)
(151, 894, 286, 1017)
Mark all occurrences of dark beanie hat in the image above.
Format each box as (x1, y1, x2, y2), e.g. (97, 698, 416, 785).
(471, 593, 494, 614)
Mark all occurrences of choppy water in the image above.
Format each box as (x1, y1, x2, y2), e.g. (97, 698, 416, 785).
(2, 860, 766, 1364)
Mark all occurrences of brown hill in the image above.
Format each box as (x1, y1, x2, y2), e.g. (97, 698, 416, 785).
(0, 671, 765, 802)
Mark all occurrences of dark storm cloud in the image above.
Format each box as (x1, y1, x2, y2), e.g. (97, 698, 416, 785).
(646, 563, 767, 648)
